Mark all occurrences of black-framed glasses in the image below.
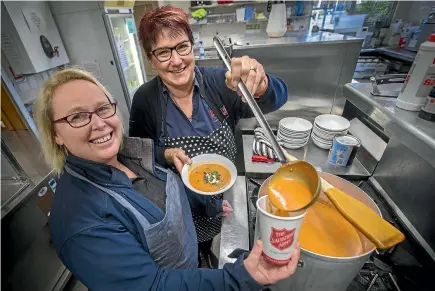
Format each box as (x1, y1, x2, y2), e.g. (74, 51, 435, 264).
(53, 102, 117, 128)
(150, 41, 193, 62)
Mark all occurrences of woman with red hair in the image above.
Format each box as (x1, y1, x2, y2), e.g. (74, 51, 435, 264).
(130, 6, 288, 269)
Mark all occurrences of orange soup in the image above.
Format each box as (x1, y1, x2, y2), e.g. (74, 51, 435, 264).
(268, 178, 312, 212)
(189, 163, 231, 192)
(299, 201, 363, 257)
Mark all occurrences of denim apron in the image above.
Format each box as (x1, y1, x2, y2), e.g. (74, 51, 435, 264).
(162, 68, 237, 242)
(64, 165, 198, 269)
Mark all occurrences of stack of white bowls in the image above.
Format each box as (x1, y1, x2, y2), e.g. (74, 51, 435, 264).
(311, 114, 351, 149)
(277, 117, 313, 149)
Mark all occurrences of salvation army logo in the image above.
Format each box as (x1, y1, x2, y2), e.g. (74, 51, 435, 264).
(270, 227, 295, 251)
(209, 109, 217, 120)
(220, 106, 228, 116)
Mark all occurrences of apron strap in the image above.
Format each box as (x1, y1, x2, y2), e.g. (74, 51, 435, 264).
(64, 166, 151, 227)
(194, 67, 226, 123)
(160, 67, 227, 137)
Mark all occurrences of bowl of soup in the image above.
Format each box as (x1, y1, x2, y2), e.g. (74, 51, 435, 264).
(181, 154, 237, 195)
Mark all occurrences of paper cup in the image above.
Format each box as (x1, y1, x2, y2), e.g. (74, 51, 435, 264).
(256, 195, 306, 265)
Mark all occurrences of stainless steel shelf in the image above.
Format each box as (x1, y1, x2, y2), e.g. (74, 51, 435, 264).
(243, 135, 370, 179)
(191, 19, 268, 26)
(190, 1, 266, 10)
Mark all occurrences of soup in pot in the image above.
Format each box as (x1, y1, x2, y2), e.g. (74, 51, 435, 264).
(189, 163, 231, 192)
(299, 201, 363, 257)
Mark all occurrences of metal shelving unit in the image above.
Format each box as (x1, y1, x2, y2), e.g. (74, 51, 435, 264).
(190, 1, 267, 10)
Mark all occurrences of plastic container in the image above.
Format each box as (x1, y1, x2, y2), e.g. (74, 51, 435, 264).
(199, 41, 205, 57)
(396, 34, 435, 111)
(236, 8, 245, 22)
(418, 86, 435, 122)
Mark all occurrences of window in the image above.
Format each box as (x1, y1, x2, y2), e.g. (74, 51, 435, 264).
(310, 1, 398, 33)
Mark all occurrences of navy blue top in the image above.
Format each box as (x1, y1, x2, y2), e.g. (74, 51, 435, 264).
(50, 152, 263, 291)
(164, 79, 221, 138)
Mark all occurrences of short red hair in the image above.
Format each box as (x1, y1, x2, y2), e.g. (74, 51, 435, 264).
(138, 5, 194, 56)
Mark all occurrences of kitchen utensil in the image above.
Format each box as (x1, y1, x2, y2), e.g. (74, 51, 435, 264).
(268, 160, 322, 213)
(370, 74, 406, 97)
(280, 150, 405, 250)
(181, 153, 237, 195)
(252, 155, 276, 163)
(213, 36, 287, 163)
(253, 139, 270, 157)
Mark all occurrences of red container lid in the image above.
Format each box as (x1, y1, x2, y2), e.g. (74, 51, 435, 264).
(428, 34, 435, 42)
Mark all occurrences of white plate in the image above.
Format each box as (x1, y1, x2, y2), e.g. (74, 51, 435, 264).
(181, 154, 237, 196)
(311, 133, 333, 145)
(278, 135, 310, 144)
(312, 128, 339, 141)
(312, 137, 332, 150)
(313, 124, 347, 136)
(314, 114, 350, 132)
(279, 117, 313, 133)
(278, 131, 310, 139)
(282, 142, 308, 149)
(278, 128, 311, 137)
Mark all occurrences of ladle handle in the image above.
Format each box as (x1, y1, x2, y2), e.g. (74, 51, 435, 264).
(213, 36, 287, 164)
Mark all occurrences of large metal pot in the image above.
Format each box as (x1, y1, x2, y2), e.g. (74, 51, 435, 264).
(256, 172, 381, 291)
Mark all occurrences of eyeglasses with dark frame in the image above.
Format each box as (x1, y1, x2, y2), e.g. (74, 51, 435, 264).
(150, 40, 193, 62)
(53, 102, 117, 128)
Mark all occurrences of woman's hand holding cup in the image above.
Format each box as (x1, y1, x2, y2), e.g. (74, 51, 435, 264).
(244, 240, 300, 286)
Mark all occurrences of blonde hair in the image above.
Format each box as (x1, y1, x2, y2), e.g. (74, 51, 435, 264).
(34, 68, 120, 175)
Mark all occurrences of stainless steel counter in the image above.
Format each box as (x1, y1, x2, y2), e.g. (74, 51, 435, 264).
(242, 135, 370, 179)
(343, 82, 435, 262)
(378, 47, 416, 63)
(231, 32, 362, 49)
(344, 83, 435, 168)
(361, 47, 416, 63)
(219, 176, 249, 268)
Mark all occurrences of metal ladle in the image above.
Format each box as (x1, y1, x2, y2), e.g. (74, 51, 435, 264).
(213, 37, 287, 164)
(213, 36, 320, 212)
(214, 37, 405, 249)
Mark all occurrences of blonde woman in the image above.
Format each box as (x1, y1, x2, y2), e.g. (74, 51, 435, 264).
(34, 68, 300, 291)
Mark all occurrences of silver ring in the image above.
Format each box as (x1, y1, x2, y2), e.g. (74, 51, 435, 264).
(250, 66, 257, 72)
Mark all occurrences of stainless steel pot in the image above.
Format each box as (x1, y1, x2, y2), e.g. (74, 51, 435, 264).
(256, 172, 381, 291)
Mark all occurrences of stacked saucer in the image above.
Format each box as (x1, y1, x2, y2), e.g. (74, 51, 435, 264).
(278, 117, 312, 149)
(311, 114, 350, 149)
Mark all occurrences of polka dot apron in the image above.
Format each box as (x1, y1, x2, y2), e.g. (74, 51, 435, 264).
(162, 70, 237, 243)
